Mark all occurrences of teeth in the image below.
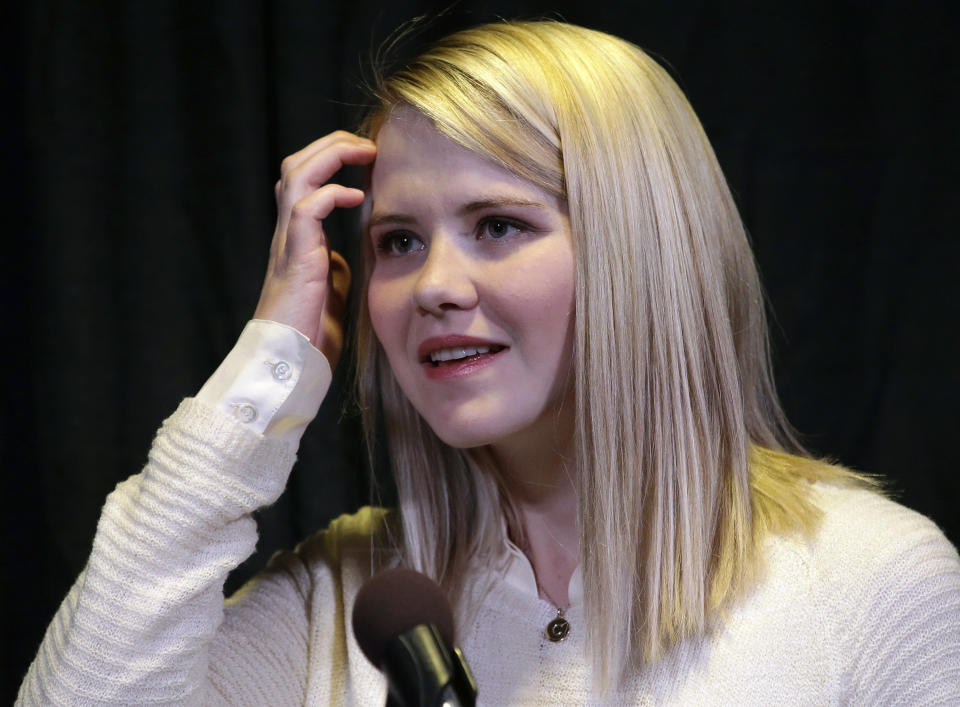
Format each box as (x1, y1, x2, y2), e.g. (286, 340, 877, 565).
(430, 345, 492, 363)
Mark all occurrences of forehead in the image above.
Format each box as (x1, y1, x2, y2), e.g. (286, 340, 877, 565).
(370, 109, 554, 209)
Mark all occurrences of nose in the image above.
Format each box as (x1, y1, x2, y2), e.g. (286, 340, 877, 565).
(413, 234, 479, 316)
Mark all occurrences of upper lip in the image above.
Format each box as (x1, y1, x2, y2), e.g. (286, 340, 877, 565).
(417, 335, 508, 362)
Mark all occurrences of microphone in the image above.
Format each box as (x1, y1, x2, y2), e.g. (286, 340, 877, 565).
(352, 567, 478, 707)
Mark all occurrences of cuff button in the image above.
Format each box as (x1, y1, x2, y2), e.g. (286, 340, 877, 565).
(272, 360, 293, 381)
(235, 403, 258, 424)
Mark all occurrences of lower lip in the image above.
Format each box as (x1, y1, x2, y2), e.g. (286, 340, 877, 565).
(421, 349, 506, 380)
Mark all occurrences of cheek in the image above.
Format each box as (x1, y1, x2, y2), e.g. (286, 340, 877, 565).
(505, 254, 575, 332)
(528, 258, 576, 374)
(366, 279, 391, 342)
(367, 275, 409, 362)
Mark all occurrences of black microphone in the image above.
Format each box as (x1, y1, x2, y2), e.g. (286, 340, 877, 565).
(352, 568, 478, 707)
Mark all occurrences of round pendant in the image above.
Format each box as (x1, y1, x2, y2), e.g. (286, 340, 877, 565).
(545, 610, 570, 642)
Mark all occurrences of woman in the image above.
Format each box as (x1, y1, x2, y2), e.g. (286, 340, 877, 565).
(19, 20, 960, 704)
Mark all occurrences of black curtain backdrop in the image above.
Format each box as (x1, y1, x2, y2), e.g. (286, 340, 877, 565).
(3, 0, 958, 699)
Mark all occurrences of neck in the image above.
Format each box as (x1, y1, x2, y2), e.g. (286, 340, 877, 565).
(490, 413, 579, 608)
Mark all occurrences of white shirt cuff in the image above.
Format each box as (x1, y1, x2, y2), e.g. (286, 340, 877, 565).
(196, 319, 332, 448)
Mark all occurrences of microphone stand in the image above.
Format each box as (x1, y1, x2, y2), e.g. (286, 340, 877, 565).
(382, 623, 477, 707)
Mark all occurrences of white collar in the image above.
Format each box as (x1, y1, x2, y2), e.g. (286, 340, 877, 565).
(500, 535, 583, 608)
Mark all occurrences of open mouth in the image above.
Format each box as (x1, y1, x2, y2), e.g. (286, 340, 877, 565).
(426, 344, 506, 367)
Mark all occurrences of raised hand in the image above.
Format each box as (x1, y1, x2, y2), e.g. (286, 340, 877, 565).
(254, 131, 376, 369)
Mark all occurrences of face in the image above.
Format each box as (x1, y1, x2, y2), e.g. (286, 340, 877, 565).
(367, 109, 575, 454)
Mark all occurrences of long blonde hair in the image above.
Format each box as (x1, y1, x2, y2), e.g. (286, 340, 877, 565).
(355, 20, 864, 689)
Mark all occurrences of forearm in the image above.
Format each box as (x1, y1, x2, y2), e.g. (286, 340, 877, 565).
(18, 322, 331, 705)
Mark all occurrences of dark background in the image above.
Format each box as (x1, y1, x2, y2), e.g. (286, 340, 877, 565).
(3, 0, 957, 700)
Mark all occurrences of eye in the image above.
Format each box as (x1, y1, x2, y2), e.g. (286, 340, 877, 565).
(376, 232, 425, 256)
(479, 218, 524, 240)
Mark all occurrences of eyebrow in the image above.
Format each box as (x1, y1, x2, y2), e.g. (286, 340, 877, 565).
(367, 196, 550, 230)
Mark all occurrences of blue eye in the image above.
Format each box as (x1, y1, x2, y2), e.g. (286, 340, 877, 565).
(377, 232, 424, 256)
(481, 219, 523, 239)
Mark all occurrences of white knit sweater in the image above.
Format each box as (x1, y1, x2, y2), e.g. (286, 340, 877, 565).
(17, 400, 960, 704)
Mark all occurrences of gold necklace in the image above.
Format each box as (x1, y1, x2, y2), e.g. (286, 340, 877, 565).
(516, 517, 575, 643)
(530, 562, 571, 643)
(545, 607, 571, 642)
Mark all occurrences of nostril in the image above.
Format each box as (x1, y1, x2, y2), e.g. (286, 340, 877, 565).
(412, 276, 479, 314)
(410, 238, 481, 315)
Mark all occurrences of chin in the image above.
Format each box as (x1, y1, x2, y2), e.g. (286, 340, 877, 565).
(418, 402, 550, 452)
(423, 418, 509, 450)
(412, 402, 510, 449)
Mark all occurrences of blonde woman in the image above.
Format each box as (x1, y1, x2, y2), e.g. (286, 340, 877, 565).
(19, 20, 960, 704)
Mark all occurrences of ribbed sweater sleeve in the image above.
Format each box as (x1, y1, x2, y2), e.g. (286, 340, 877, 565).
(827, 489, 960, 704)
(17, 398, 300, 706)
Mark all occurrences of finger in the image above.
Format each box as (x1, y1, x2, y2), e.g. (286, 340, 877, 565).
(275, 131, 374, 206)
(280, 131, 373, 177)
(279, 140, 376, 212)
(285, 184, 365, 261)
